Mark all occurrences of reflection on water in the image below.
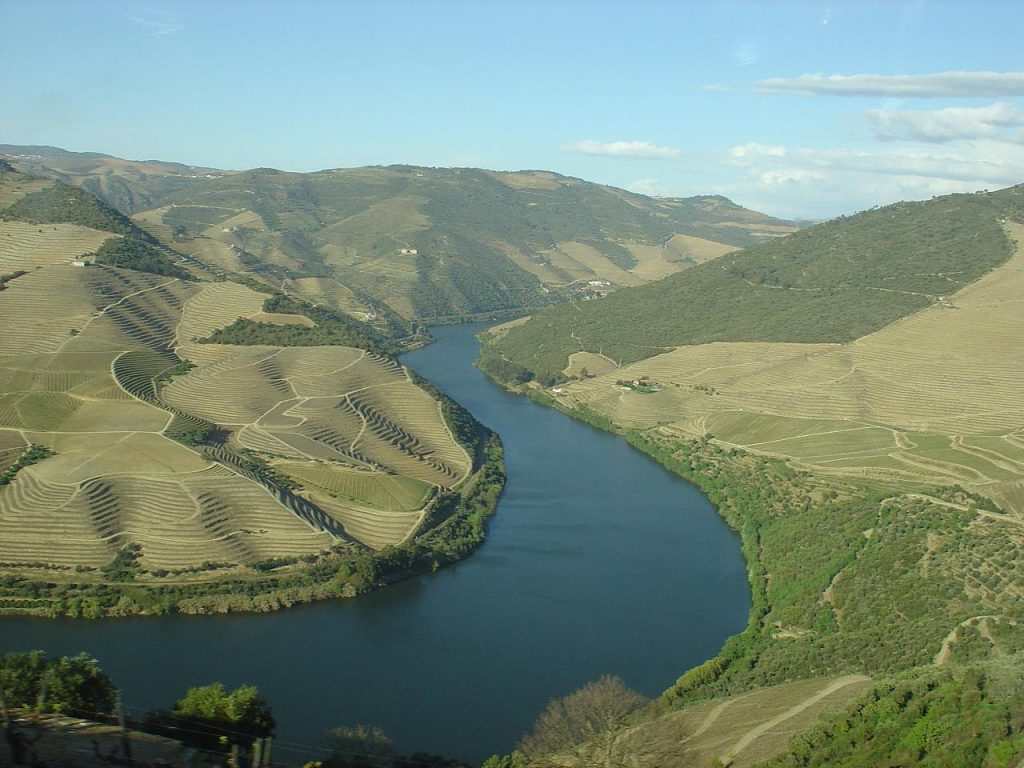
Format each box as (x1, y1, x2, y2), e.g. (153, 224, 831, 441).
(0, 323, 749, 764)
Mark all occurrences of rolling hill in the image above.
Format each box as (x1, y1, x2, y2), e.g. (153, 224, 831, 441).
(480, 185, 1024, 767)
(482, 185, 1024, 382)
(0, 163, 501, 617)
(2, 145, 798, 325)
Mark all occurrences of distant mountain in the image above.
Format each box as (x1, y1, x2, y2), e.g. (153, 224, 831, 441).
(1, 146, 799, 324)
(482, 184, 1024, 383)
(0, 144, 224, 215)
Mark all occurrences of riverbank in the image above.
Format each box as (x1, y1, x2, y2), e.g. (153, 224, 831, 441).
(1, 324, 748, 762)
(478, 369, 1024, 712)
(0, 406, 506, 619)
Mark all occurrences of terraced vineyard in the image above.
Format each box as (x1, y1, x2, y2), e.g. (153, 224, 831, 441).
(554, 222, 1024, 514)
(0, 220, 113, 271)
(0, 170, 490, 615)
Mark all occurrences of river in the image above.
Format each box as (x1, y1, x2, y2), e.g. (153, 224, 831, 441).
(0, 323, 749, 765)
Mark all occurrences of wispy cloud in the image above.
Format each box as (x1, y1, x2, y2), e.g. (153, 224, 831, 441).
(754, 71, 1024, 98)
(725, 139, 1024, 219)
(729, 140, 1024, 186)
(732, 43, 758, 69)
(128, 10, 182, 37)
(865, 103, 1024, 144)
(562, 139, 681, 159)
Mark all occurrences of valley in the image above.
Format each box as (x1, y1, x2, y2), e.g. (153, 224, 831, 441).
(1, 144, 1023, 766)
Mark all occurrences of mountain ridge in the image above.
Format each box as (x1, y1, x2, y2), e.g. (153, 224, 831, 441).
(1, 145, 800, 324)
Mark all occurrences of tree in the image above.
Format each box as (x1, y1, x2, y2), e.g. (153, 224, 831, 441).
(0, 651, 115, 717)
(518, 675, 648, 766)
(170, 682, 274, 753)
(46, 654, 117, 716)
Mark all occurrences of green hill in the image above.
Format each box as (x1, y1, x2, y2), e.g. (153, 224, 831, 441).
(0, 165, 503, 617)
(1, 147, 798, 325)
(479, 184, 1024, 767)
(0, 170, 191, 279)
(483, 185, 1024, 382)
(0, 144, 220, 213)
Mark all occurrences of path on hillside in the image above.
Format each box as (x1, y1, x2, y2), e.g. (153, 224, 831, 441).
(719, 675, 870, 766)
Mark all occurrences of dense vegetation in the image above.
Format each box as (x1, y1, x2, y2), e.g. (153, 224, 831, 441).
(763, 658, 1024, 768)
(1, 181, 145, 237)
(484, 185, 1024, 379)
(93, 235, 193, 279)
(9, 149, 794, 324)
(0, 179, 194, 279)
(0, 650, 116, 717)
(200, 292, 391, 353)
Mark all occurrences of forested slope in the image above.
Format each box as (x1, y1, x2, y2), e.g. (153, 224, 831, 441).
(483, 185, 1024, 382)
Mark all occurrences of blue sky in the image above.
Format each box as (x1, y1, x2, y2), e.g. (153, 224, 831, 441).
(3, 0, 1023, 218)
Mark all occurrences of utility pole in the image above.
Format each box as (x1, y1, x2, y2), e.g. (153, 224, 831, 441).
(262, 736, 272, 767)
(251, 737, 262, 768)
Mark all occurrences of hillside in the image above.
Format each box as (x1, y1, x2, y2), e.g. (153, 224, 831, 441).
(1, 145, 798, 325)
(479, 186, 1024, 767)
(483, 186, 1024, 383)
(0, 144, 223, 213)
(0, 166, 503, 617)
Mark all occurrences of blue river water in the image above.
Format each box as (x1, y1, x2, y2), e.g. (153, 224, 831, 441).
(0, 323, 749, 765)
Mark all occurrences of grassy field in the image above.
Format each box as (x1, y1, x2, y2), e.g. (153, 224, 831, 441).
(564, 675, 872, 768)
(554, 223, 1024, 513)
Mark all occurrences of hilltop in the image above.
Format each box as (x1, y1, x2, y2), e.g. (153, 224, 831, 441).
(482, 185, 1024, 382)
(1, 145, 798, 324)
(0, 164, 504, 617)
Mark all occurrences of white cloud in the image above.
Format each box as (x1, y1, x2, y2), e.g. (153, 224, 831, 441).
(865, 103, 1024, 143)
(729, 140, 1024, 185)
(562, 140, 681, 159)
(726, 139, 1024, 219)
(755, 71, 1024, 98)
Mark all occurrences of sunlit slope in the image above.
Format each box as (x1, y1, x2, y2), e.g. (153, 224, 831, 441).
(0, 177, 477, 583)
(170, 283, 471, 546)
(485, 185, 1024, 381)
(0, 144, 221, 213)
(0, 220, 112, 271)
(136, 165, 793, 322)
(4, 148, 797, 323)
(555, 221, 1024, 511)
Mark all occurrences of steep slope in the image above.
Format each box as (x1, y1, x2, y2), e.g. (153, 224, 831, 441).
(483, 185, 1024, 382)
(1, 146, 798, 325)
(0, 144, 221, 213)
(139, 166, 797, 321)
(0, 168, 502, 617)
(480, 185, 1024, 767)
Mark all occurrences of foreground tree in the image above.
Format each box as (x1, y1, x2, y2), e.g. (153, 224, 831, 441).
(0, 651, 116, 717)
(163, 682, 274, 759)
(518, 675, 648, 766)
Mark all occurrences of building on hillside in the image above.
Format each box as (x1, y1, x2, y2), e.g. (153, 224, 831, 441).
(398, 248, 418, 255)
(70, 259, 89, 267)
